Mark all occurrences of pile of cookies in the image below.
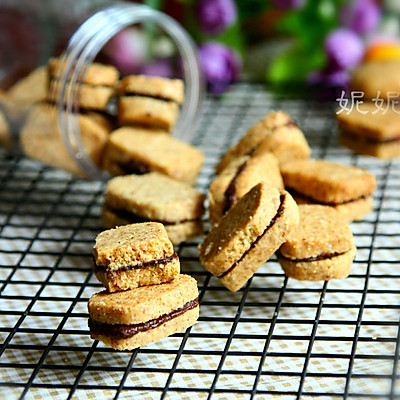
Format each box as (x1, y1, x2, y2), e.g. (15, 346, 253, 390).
(0, 58, 204, 183)
(336, 59, 400, 159)
(199, 110, 376, 291)
(88, 222, 199, 350)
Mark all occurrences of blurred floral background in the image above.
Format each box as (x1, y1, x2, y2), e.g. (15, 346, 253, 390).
(1, 0, 400, 96)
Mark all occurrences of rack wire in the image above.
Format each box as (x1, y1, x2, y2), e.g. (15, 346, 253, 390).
(0, 82, 399, 399)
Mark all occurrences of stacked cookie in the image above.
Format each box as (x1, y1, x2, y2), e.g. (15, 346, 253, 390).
(199, 110, 375, 290)
(7, 58, 204, 185)
(88, 222, 199, 350)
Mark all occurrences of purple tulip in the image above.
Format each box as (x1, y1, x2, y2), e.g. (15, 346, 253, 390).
(307, 68, 350, 87)
(340, 0, 381, 34)
(325, 28, 365, 70)
(195, 0, 237, 35)
(198, 42, 241, 95)
(272, 0, 306, 10)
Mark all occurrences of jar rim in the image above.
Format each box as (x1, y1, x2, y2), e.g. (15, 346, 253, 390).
(57, 2, 203, 180)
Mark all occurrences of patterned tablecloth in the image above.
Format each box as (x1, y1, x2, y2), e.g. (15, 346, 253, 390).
(0, 83, 399, 399)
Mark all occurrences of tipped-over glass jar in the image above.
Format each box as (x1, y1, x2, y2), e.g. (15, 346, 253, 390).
(0, 1, 202, 180)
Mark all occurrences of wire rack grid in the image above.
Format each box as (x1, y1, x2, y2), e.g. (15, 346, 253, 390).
(0, 82, 399, 400)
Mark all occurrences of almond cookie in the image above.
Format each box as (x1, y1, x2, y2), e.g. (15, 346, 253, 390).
(350, 59, 400, 101)
(88, 274, 199, 350)
(336, 101, 400, 159)
(277, 204, 356, 281)
(102, 172, 205, 245)
(216, 110, 310, 174)
(118, 96, 179, 131)
(48, 58, 119, 112)
(20, 103, 110, 177)
(281, 159, 376, 222)
(199, 182, 299, 292)
(93, 222, 180, 292)
(102, 126, 204, 185)
(208, 152, 283, 226)
(117, 74, 184, 104)
(117, 74, 184, 131)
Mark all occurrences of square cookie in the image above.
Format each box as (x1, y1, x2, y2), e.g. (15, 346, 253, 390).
(93, 222, 180, 292)
(102, 172, 205, 244)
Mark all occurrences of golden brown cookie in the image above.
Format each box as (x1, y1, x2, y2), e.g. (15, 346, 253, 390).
(277, 204, 356, 281)
(280, 158, 376, 221)
(88, 274, 199, 350)
(20, 103, 110, 177)
(7, 65, 48, 106)
(93, 222, 180, 292)
(350, 59, 400, 101)
(102, 126, 204, 185)
(199, 182, 299, 292)
(102, 172, 205, 245)
(337, 101, 400, 159)
(118, 96, 179, 131)
(118, 74, 184, 104)
(208, 152, 283, 226)
(216, 110, 310, 174)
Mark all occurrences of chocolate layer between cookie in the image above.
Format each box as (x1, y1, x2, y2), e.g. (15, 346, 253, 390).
(93, 222, 180, 292)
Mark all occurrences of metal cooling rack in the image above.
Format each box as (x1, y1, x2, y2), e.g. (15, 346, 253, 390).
(0, 82, 399, 400)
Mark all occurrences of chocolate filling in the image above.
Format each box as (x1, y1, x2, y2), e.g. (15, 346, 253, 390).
(104, 204, 198, 226)
(89, 298, 199, 339)
(114, 159, 151, 175)
(223, 160, 249, 213)
(277, 250, 349, 262)
(122, 93, 178, 103)
(286, 188, 370, 207)
(218, 194, 286, 279)
(340, 129, 400, 145)
(94, 252, 178, 273)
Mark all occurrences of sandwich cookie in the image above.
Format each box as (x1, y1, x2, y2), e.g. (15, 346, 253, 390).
(88, 274, 199, 350)
(281, 159, 376, 222)
(117, 74, 184, 131)
(337, 101, 400, 159)
(216, 110, 310, 174)
(208, 152, 283, 226)
(102, 126, 204, 185)
(93, 222, 180, 292)
(199, 182, 299, 292)
(277, 204, 356, 281)
(102, 172, 205, 245)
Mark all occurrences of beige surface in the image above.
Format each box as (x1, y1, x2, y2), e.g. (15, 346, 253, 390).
(94, 222, 174, 270)
(88, 274, 199, 325)
(102, 127, 204, 185)
(281, 158, 377, 204)
(118, 74, 184, 104)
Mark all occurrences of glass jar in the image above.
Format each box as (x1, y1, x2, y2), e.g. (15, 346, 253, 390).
(0, 1, 202, 180)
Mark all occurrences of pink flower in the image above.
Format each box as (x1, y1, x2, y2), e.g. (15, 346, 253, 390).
(198, 42, 241, 95)
(325, 28, 365, 70)
(340, 0, 381, 35)
(195, 0, 237, 35)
